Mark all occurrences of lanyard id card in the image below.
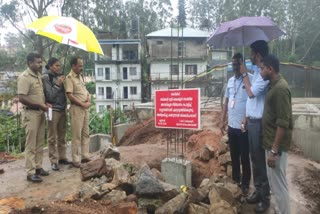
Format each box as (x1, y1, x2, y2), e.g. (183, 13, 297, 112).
(230, 99, 235, 109)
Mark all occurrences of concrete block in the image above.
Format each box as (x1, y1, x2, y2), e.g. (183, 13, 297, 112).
(114, 123, 133, 145)
(89, 134, 111, 153)
(161, 158, 192, 187)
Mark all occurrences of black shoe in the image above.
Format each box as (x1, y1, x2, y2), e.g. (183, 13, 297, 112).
(58, 159, 71, 165)
(81, 158, 91, 163)
(27, 174, 43, 183)
(247, 191, 260, 204)
(51, 163, 60, 171)
(35, 168, 49, 176)
(254, 201, 270, 213)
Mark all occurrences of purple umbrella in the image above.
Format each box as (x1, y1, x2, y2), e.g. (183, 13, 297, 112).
(207, 16, 285, 48)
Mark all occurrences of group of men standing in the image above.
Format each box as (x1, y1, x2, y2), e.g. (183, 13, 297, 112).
(17, 53, 91, 183)
(220, 40, 292, 214)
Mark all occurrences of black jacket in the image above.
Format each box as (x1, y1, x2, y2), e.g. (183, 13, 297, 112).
(42, 70, 67, 111)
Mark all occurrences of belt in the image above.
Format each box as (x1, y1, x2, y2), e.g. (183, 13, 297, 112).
(248, 117, 262, 122)
(23, 107, 40, 111)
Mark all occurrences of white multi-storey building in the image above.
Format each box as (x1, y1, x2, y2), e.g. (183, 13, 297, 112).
(146, 27, 209, 99)
(95, 39, 141, 112)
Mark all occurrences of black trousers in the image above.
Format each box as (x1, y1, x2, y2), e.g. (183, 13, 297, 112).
(247, 119, 270, 201)
(228, 126, 251, 187)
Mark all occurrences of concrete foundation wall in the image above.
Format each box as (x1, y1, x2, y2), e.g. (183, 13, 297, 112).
(89, 134, 112, 153)
(161, 158, 192, 187)
(292, 102, 320, 161)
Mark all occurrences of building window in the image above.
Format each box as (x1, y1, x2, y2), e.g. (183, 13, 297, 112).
(98, 87, 104, 96)
(97, 68, 103, 77)
(105, 67, 110, 80)
(123, 67, 128, 80)
(130, 86, 137, 95)
(106, 87, 112, 99)
(123, 87, 128, 99)
(185, 65, 197, 75)
(178, 41, 185, 57)
(129, 67, 137, 76)
(157, 41, 163, 45)
(98, 105, 104, 112)
(170, 65, 179, 75)
(123, 50, 137, 60)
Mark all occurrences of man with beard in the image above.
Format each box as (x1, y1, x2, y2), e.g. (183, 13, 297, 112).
(240, 40, 271, 213)
(65, 56, 91, 168)
(260, 54, 292, 214)
(17, 53, 51, 183)
(220, 53, 251, 195)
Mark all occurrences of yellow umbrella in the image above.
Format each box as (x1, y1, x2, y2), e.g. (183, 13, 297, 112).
(27, 16, 104, 55)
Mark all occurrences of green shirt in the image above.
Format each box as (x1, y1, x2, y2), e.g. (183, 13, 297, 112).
(262, 75, 293, 151)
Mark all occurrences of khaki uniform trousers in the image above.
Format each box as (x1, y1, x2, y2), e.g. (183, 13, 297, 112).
(47, 110, 67, 164)
(69, 104, 89, 163)
(22, 109, 45, 175)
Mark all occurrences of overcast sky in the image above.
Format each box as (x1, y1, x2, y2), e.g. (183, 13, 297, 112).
(1, 0, 179, 45)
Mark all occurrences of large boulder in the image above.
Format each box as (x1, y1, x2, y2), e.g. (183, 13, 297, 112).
(209, 200, 235, 214)
(80, 158, 113, 181)
(100, 144, 120, 160)
(155, 193, 188, 214)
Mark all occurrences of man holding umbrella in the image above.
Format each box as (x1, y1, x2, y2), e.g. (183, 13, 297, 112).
(240, 40, 270, 213)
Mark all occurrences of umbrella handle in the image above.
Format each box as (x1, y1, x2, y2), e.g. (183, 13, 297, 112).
(62, 46, 70, 75)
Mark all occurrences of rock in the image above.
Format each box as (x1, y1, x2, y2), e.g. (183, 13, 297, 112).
(208, 187, 221, 204)
(105, 158, 122, 167)
(224, 182, 242, 200)
(80, 158, 114, 181)
(226, 165, 232, 177)
(135, 165, 164, 197)
(199, 178, 210, 189)
(155, 193, 188, 214)
(218, 153, 231, 165)
(111, 201, 138, 214)
(159, 181, 179, 202)
(102, 190, 127, 202)
(215, 185, 236, 206)
(218, 136, 228, 155)
(112, 165, 133, 186)
(220, 166, 226, 172)
(209, 200, 234, 214)
(188, 203, 209, 214)
(101, 183, 117, 191)
(0, 168, 4, 174)
(100, 144, 120, 160)
(198, 146, 211, 162)
(138, 198, 164, 211)
(79, 182, 102, 200)
(151, 168, 165, 182)
(124, 194, 138, 204)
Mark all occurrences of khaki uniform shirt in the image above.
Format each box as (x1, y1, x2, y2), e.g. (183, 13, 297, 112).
(262, 75, 293, 151)
(17, 68, 45, 106)
(65, 70, 88, 103)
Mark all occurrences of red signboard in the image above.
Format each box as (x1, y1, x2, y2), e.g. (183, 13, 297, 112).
(155, 88, 200, 130)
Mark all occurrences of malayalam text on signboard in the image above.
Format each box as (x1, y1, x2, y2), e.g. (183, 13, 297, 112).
(155, 88, 200, 130)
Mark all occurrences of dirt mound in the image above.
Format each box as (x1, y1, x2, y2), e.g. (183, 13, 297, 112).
(294, 164, 320, 213)
(118, 118, 167, 146)
(185, 130, 223, 186)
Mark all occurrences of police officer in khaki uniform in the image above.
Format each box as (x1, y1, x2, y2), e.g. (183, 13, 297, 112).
(17, 53, 51, 183)
(65, 56, 91, 168)
(42, 57, 71, 171)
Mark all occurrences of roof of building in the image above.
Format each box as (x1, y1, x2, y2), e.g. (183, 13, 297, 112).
(147, 27, 210, 38)
(99, 39, 141, 45)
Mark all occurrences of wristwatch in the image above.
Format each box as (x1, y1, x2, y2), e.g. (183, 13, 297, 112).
(271, 149, 278, 156)
(242, 72, 248, 78)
